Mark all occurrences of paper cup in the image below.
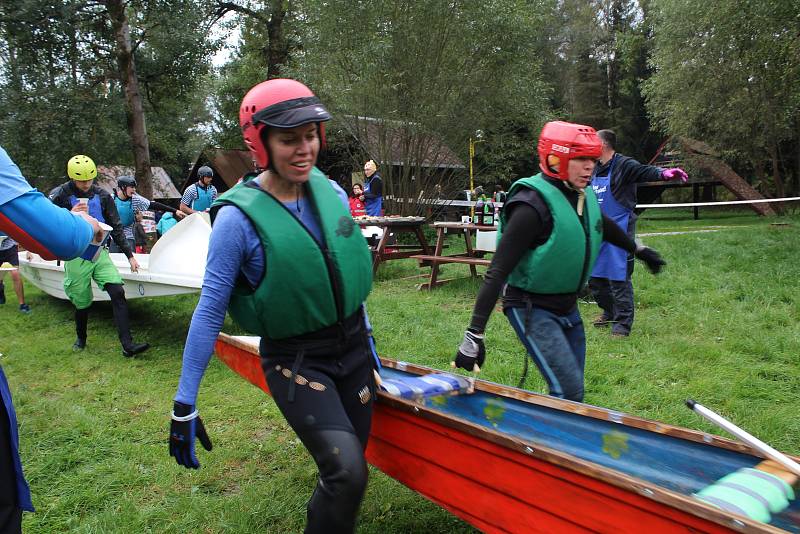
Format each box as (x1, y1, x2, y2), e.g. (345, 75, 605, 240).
(77, 198, 89, 205)
(80, 222, 112, 262)
(461, 215, 471, 224)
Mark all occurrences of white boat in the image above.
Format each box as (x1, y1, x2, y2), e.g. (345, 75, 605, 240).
(18, 212, 211, 301)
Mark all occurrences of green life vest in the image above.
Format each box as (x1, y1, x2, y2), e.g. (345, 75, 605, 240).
(210, 168, 373, 340)
(499, 174, 603, 294)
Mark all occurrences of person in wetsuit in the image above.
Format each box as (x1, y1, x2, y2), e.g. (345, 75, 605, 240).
(179, 166, 218, 215)
(452, 121, 666, 402)
(111, 175, 185, 253)
(50, 155, 149, 357)
(169, 79, 378, 534)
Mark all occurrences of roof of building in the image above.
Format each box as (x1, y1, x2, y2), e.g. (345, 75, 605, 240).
(181, 147, 255, 194)
(95, 165, 181, 199)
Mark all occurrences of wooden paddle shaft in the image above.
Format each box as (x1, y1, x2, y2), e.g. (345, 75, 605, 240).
(687, 399, 800, 478)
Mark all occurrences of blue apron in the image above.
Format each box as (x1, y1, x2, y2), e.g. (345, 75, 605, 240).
(192, 184, 214, 212)
(363, 175, 382, 216)
(114, 195, 135, 226)
(68, 193, 105, 223)
(0, 366, 34, 512)
(590, 156, 630, 281)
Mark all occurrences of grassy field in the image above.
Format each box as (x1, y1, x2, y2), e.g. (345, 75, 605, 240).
(0, 209, 798, 533)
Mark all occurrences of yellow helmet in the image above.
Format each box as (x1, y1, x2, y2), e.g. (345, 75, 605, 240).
(67, 155, 97, 181)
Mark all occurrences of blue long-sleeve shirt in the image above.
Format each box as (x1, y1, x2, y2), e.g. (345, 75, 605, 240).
(0, 146, 93, 260)
(175, 179, 354, 406)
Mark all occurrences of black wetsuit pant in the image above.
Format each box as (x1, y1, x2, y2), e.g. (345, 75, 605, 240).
(260, 312, 376, 534)
(0, 399, 22, 534)
(75, 283, 136, 349)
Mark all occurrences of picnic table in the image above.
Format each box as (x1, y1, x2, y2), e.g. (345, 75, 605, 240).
(354, 216, 432, 274)
(411, 221, 496, 290)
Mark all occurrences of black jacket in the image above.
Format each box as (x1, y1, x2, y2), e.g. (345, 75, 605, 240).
(49, 180, 133, 258)
(593, 154, 663, 211)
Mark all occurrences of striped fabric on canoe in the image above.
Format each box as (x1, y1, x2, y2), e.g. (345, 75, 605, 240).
(379, 373, 471, 400)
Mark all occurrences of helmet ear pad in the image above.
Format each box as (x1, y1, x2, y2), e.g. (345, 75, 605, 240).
(546, 155, 561, 175)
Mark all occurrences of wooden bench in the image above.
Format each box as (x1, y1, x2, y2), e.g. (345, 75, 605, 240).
(410, 255, 490, 267)
(410, 254, 491, 289)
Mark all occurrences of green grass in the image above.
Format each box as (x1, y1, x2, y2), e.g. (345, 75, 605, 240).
(1, 209, 798, 532)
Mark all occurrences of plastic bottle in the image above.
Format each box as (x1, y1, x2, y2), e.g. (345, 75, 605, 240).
(473, 196, 484, 224)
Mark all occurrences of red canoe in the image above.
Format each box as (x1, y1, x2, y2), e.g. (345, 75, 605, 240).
(215, 334, 799, 533)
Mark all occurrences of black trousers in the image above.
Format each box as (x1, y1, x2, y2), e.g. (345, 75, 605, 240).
(75, 283, 135, 348)
(589, 271, 634, 335)
(0, 399, 22, 534)
(260, 316, 375, 534)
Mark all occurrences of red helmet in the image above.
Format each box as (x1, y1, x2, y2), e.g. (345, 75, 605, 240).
(239, 79, 332, 169)
(537, 121, 601, 180)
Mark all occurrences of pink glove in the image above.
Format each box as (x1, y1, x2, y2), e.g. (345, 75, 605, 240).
(661, 168, 688, 183)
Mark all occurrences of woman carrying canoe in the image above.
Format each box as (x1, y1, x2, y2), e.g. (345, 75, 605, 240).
(168, 79, 377, 533)
(453, 121, 666, 402)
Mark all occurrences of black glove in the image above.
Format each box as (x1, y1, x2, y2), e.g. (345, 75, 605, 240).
(453, 329, 485, 372)
(635, 245, 666, 274)
(169, 401, 212, 469)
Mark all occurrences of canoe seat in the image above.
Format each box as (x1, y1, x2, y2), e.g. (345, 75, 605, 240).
(379, 373, 471, 401)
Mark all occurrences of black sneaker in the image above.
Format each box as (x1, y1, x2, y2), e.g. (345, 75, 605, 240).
(19, 303, 31, 314)
(73, 338, 86, 351)
(611, 328, 630, 338)
(122, 342, 149, 358)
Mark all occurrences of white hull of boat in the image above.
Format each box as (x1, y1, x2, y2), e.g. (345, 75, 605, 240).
(18, 212, 211, 302)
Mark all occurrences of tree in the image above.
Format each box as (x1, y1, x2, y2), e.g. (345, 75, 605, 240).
(0, 1, 218, 194)
(291, 0, 554, 213)
(209, 1, 303, 148)
(543, 0, 660, 161)
(105, 0, 153, 197)
(643, 0, 800, 197)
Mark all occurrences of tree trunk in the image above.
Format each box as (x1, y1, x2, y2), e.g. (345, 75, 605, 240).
(105, 0, 153, 199)
(769, 142, 785, 199)
(266, 0, 287, 78)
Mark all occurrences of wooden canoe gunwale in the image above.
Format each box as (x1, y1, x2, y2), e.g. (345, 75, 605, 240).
(215, 333, 791, 533)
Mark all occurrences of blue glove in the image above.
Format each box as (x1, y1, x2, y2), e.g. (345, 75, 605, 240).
(453, 329, 485, 372)
(169, 401, 212, 469)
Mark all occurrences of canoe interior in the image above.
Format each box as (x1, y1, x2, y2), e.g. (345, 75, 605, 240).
(215, 334, 800, 533)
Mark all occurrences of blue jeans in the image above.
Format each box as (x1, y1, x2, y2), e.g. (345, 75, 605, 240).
(505, 306, 586, 402)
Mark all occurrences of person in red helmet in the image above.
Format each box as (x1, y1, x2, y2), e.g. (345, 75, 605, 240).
(452, 121, 666, 402)
(169, 79, 377, 533)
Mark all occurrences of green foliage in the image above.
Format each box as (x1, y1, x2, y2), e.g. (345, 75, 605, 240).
(644, 0, 800, 193)
(292, 0, 553, 193)
(0, 0, 219, 189)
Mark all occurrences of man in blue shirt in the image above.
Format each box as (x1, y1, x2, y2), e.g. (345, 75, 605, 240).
(179, 166, 218, 215)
